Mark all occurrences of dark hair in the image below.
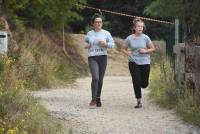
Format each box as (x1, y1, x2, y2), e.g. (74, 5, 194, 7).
(91, 13, 102, 24)
(132, 17, 146, 33)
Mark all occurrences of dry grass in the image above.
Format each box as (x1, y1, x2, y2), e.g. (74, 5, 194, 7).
(69, 34, 129, 76)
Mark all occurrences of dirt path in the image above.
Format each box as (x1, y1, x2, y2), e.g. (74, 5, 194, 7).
(32, 34, 200, 133)
(33, 76, 200, 134)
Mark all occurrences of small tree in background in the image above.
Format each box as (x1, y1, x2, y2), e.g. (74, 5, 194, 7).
(2, 0, 86, 30)
(145, 0, 200, 42)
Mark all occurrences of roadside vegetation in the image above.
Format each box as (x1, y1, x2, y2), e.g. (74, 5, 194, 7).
(150, 42, 200, 127)
(0, 0, 87, 132)
(0, 25, 88, 134)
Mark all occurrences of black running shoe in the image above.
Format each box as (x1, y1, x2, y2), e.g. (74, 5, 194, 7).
(89, 98, 96, 106)
(96, 98, 102, 107)
(134, 102, 142, 108)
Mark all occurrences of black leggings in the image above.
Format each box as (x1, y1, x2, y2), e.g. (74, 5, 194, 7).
(88, 55, 107, 98)
(129, 62, 150, 99)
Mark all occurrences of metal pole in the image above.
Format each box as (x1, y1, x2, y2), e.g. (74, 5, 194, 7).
(175, 19, 179, 45)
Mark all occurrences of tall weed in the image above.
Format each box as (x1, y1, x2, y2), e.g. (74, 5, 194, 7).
(149, 60, 178, 108)
(176, 87, 200, 126)
(150, 50, 200, 127)
(13, 29, 84, 90)
(0, 56, 63, 134)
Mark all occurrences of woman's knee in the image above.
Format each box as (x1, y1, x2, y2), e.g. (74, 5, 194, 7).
(141, 82, 148, 88)
(92, 76, 99, 82)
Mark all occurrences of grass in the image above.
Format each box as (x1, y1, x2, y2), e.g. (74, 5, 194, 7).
(149, 53, 200, 127)
(176, 88, 200, 126)
(0, 55, 64, 134)
(0, 25, 88, 133)
(10, 29, 88, 90)
(149, 60, 179, 108)
(0, 87, 64, 134)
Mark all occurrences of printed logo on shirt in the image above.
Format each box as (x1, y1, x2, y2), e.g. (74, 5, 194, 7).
(89, 48, 104, 52)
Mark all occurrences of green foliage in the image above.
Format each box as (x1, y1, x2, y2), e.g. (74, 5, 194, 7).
(3, 0, 86, 29)
(0, 56, 12, 75)
(0, 56, 63, 134)
(150, 52, 200, 127)
(0, 56, 17, 90)
(69, 128, 73, 134)
(0, 17, 88, 133)
(149, 59, 178, 108)
(4, 0, 29, 13)
(0, 2, 89, 133)
(0, 88, 63, 134)
(74, 0, 152, 38)
(145, 0, 200, 34)
(176, 87, 200, 127)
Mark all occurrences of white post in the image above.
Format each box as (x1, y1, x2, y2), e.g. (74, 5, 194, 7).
(0, 31, 8, 54)
(175, 19, 179, 45)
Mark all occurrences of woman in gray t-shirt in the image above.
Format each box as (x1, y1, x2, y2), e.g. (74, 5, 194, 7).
(123, 17, 155, 108)
(84, 13, 115, 107)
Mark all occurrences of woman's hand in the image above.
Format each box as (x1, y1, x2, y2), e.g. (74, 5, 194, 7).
(98, 41, 107, 48)
(139, 43, 156, 54)
(139, 48, 148, 54)
(125, 50, 132, 56)
(122, 47, 132, 56)
(85, 43, 91, 49)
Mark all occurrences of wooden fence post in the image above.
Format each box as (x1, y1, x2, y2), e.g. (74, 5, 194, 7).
(175, 19, 179, 45)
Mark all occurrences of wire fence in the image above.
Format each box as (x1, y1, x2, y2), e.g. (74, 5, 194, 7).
(80, 5, 175, 25)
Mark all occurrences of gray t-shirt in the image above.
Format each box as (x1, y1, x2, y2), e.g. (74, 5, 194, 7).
(124, 34, 152, 65)
(85, 29, 115, 57)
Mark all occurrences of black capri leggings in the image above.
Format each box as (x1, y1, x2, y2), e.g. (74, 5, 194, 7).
(129, 62, 150, 99)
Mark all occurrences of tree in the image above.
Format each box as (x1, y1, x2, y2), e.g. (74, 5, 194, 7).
(145, 0, 200, 40)
(2, 0, 86, 29)
(73, 0, 152, 38)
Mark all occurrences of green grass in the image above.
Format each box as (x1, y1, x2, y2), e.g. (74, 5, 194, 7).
(176, 89, 200, 126)
(149, 60, 178, 108)
(149, 56, 200, 127)
(0, 28, 88, 133)
(0, 55, 64, 134)
(0, 86, 64, 134)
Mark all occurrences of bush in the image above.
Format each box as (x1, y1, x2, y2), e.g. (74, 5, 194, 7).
(0, 87, 63, 134)
(149, 60, 178, 108)
(0, 26, 87, 133)
(0, 55, 64, 134)
(176, 88, 200, 127)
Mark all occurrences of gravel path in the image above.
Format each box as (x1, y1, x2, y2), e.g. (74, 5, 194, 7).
(32, 76, 200, 134)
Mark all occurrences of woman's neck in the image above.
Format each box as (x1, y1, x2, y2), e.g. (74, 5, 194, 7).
(94, 29, 101, 32)
(133, 33, 142, 37)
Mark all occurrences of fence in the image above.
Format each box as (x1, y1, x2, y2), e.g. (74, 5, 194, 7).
(173, 43, 200, 97)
